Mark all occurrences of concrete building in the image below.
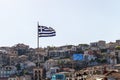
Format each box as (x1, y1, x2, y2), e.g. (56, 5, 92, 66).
(84, 50, 96, 61)
(44, 59, 58, 71)
(116, 40, 120, 46)
(46, 67, 60, 79)
(8, 76, 19, 80)
(108, 52, 117, 65)
(18, 75, 32, 80)
(48, 45, 77, 59)
(90, 42, 98, 47)
(18, 55, 28, 63)
(115, 50, 120, 63)
(98, 40, 106, 49)
(106, 42, 116, 49)
(8, 50, 18, 65)
(33, 68, 43, 80)
(0, 78, 8, 80)
(48, 49, 70, 59)
(0, 50, 8, 66)
(0, 66, 17, 78)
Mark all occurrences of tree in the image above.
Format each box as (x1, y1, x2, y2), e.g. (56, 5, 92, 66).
(115, 46, 120, 50)
(16, 63, 21, 71)
(16, 63, 21, 75)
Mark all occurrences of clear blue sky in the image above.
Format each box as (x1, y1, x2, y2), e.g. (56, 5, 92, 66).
(0, 0, 120, 48)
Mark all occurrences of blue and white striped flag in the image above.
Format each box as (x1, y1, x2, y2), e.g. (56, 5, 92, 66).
(38, 25, 56, 37)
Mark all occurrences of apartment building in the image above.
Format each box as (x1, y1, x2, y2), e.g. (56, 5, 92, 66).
(0, 66, 17, 78)
(48, 45, 77, 59)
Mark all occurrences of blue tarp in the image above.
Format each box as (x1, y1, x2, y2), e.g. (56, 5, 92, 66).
(73, 54, 83, 61)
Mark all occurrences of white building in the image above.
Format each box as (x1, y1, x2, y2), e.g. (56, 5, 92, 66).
(46, 67, 60, 79)
(84, 51, 96, 61)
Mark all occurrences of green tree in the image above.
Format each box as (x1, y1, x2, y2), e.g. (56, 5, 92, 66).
(115, 46, 120, 50)
(16, 63, 21, 71)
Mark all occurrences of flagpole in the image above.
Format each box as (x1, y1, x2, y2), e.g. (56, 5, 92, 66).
(37, 22, 40, 68)
(37, 22, 40, 80)
(37, 22, 39, 48)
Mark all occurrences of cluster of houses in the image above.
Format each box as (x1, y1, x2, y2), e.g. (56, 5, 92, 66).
(0, 40, 120, 80)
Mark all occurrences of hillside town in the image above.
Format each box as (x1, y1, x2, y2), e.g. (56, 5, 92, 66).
(0, 40, 120, 80)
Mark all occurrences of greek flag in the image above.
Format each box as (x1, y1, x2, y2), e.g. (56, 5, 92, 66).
(38, 25, 56, 37)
